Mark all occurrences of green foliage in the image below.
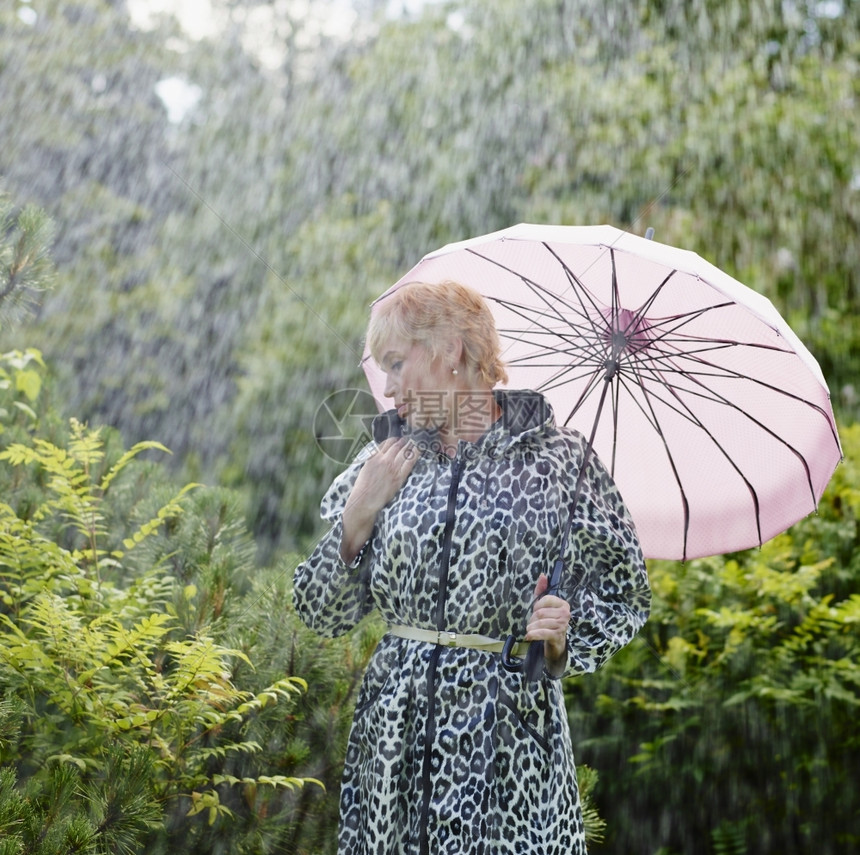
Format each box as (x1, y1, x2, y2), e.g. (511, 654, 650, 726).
(0, 262, 367, 852)
(577, 764, 608, 846)
(711, 818, 749, 855)
(0, 697, 162, 855)
(0, 419, 322, 852)
(216, 559, 384, 854)
(0, 192, 55, 331)
(568, 423, 860, 854)
(0, 347, 45, 439)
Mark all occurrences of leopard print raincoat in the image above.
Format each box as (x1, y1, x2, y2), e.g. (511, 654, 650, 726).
(293, 390, 650, 854)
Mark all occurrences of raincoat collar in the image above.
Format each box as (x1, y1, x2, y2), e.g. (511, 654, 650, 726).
(371, 389, 555, 459)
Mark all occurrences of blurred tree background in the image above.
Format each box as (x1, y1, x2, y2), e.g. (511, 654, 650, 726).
(1, 0, 858, 852)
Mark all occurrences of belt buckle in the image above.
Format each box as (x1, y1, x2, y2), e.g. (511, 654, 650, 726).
(438, 631, 457, 647)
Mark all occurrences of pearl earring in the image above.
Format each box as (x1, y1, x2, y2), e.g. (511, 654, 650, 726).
(452, 368, 458, 376)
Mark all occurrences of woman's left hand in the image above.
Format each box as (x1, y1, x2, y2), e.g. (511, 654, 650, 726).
(525, 573, 571, 668)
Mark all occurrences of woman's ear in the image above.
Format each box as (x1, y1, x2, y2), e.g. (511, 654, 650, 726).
(446, 337, 464, 371)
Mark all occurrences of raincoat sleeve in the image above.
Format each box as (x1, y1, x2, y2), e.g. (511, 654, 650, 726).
(557, 434, 651, 678)
(292, 443, 378, 638)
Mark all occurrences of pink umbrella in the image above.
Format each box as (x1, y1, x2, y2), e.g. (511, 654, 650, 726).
(362, 223, 842, 563)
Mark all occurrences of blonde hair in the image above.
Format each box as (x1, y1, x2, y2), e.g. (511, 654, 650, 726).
(367, 280, 508, 387)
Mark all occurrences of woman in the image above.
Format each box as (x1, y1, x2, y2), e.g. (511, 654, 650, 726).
(293, 280, 650, 854)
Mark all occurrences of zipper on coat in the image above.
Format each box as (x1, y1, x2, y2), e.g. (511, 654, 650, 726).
(434, 453, 462, 630)
(419, 451, 463, 855)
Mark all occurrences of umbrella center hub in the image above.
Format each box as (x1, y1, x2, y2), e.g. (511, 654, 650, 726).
(601, 309, 652, 378)
(611, 329, 629, 352)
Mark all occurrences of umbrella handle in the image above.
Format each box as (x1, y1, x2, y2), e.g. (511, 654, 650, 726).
(500, 634, 556, 680)
(501, 558, 565, 679)
(501, 634, 524, 673)
(522, 639, 545, 682)
(523, 558, 565, 681)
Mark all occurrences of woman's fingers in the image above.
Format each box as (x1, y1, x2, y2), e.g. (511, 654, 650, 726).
(374, 437, 418, 487)
(526, 604, 570, 636)
(528, 573, 570, 625)
(350, 438, 418, 512)
(340, 439, 418, 563)
(532, 571, 549, 600)
(525, 572, 570, 662)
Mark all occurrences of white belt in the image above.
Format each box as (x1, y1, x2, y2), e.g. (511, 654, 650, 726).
(388, 624, 531, 657)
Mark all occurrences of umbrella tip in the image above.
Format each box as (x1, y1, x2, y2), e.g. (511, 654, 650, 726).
(644, 227, 655, 240)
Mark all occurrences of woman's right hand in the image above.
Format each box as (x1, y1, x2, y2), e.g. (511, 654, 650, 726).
(340, 437, 418, 564)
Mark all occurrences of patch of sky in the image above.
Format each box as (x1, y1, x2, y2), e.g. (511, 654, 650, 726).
(155, 77, 203, 123)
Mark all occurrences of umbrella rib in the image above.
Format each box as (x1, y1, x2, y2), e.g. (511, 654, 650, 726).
(498, 331, 607, 370)
(539, 242, 616, 320)
(613, 250, 680, 335)
(644, 341, 839, 446)
(609, 365, 621, 476)
(618, 361, 759, 558)
(496, 328, 608, 395)
(610, 369, 693, 558)
(618, 314, 837, 442)
(642, 304, 812, 371)
(650, 329, 798, 360)
(625, 351, 825, 456)
(637, 363, 768, 547)
(493, 300, 593, 336)
(622, 344, 819, 514)
(490, 299, 604, 372)
(494, 307, 605, 361)
(553, 366, 607, 424)
(489, 283, 611, 388)
(640, 299, 802, 355)
(465, 247, 606, 349)
(496, 241, 632, 397)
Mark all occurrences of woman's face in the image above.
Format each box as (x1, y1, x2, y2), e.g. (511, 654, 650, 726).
(379, 334, 453, 430)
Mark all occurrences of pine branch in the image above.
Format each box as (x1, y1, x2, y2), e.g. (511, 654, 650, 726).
(0, 194, 55, 328)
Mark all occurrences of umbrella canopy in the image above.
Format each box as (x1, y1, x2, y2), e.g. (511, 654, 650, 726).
(362, 223, 842, 562)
